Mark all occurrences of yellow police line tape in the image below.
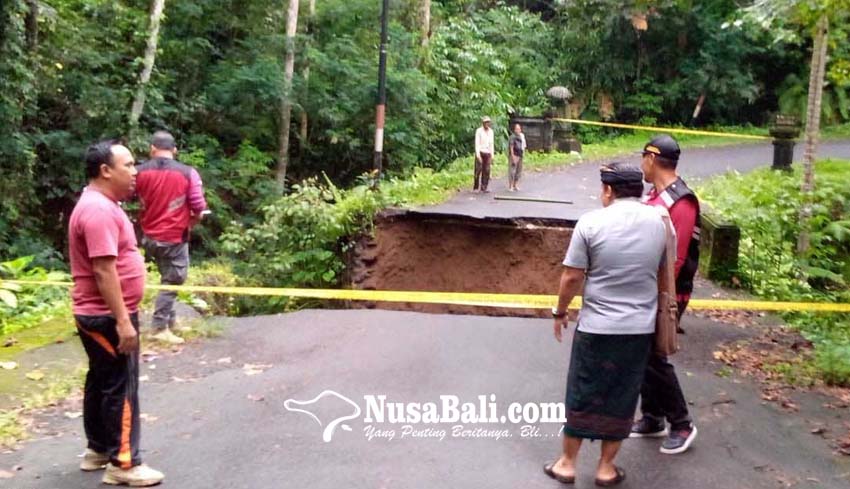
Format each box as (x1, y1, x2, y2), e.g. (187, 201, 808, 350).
(8, 280, 850, 313)
(549, 118, 772, 141)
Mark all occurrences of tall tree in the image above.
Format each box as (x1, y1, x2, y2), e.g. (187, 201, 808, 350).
(129, 0, 166, 128)
(277, 0, 300, 189)
(299, 0, 316, 147)
(420, 0, 430, 47)
(24, 0, 37, 51)
(797, 14, 828, 254)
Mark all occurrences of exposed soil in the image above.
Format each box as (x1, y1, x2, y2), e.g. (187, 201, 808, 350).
(348, 211, 573, 316)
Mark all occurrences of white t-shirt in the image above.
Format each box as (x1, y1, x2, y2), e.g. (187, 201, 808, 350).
(475, 127, 494, 155)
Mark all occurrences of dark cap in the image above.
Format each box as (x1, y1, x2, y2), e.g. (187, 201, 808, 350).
(600, 162, 643, 185)
(639, 134, 680, 160)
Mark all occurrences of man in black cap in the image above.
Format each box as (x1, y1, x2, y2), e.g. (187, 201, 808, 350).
(631, 134, 699, 454)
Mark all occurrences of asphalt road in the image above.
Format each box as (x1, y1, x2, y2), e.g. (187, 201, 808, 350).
(418, 140, 850, 222)
(2, 310, 849, 488)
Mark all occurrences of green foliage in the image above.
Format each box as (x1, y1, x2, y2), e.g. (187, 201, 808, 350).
(220, 178, 385, 311)
(814, 340, 850, 386)
(699, 159, 850, 385)
(180, 260, 241, 317)
(0, 257, 70, 336)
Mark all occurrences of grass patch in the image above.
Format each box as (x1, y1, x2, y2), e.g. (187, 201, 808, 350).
(0, 313, 75, 362)
(0, 365, 85, 447)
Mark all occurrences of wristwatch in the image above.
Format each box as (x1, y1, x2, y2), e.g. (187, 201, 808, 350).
(551, 307, 567, 319)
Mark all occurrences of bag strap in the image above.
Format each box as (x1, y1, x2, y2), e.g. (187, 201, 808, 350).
(659, 213, 677, 295)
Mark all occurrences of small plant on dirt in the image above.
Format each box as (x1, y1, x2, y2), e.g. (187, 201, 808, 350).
(814, 341, 850, 387)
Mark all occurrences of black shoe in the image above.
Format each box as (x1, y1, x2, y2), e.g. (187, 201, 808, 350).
(660, 424, 697, 454)
(629, 416, 667, 438)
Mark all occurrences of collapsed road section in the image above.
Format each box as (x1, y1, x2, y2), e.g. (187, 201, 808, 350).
(348, 209, 576, 316)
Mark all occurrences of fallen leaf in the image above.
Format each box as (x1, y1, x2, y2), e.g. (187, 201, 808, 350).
(242, 363, 272, 376)
(3, 338, 17, 348)
(63, 411, 82, 419)
(216, 357, 232, 364)
(811, 427, 826, 436)
(711, 399, 736, 406)
(141, 350, 157, 357)
(25, 370, 45, 381)
(0, 469, 14, 479)
(806, 478, 820, 483)
(140, 413, 159, 423)
(0, 361, 17, 370)
(247, 394, 265, 402)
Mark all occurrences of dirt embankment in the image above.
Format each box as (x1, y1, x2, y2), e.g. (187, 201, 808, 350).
(348, 212, 574, 316)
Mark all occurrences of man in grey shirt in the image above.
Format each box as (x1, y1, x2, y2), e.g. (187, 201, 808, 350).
(545, 162, 667, 487)
(562, 180, 667, 335)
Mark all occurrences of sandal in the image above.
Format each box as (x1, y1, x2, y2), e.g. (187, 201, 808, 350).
(595, 466, 626, 486)
(543, 462, 575, 484)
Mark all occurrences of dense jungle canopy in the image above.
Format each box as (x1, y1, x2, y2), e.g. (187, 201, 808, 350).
(1, 0, 849, 262)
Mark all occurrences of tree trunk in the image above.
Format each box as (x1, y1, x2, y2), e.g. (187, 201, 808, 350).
(25, 0, 37, 51)
(796, 14, 829, 255)
(299, 0, 316, 148)
(420, 0, 430, 47)
(129, 0, 166, 128)
(276, 0, 300, 189)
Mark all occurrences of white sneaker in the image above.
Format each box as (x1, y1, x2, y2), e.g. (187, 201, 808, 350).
(151, 328, 185, 345)
(172, 320, 193, 333)
(102, 463, 164, 487)
(80, 448, 109, 471)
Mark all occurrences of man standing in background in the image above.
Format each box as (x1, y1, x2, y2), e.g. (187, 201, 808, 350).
(507, 123, 526, 192)
(69, 140, 164, 486)
(135, 131, 207, 345)
(474, 116, 495, 193)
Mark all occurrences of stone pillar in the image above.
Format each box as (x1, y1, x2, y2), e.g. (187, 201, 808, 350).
(769, 115, 801, 171)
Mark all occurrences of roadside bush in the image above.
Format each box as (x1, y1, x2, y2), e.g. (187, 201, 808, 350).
(0, 256, 70, 336)
(181, 260, 241, 317)
(220, 178, 386, 312)
(699, 160, 850, 385)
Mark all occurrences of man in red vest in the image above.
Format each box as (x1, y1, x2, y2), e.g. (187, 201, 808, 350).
(631, 134, 699, 455)
(135, 131, 207, 344)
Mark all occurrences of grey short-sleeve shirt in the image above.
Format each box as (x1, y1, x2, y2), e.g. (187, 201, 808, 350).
(563, 198, 668, 335)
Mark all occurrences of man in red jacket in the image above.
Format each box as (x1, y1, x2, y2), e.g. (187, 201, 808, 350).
(631, 134, 699, 455)
(135, 131, 207, 344)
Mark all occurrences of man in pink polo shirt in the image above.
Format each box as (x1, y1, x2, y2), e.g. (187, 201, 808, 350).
(68, 140, 164, 486)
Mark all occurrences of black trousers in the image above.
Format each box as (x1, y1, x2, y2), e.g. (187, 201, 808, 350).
(473, 152, 492, 191)
(639, 300, 692, 430)
(75, 313, 142, 469)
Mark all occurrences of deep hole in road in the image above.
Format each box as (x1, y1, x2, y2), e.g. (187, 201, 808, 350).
(347, 210, 576, 317)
